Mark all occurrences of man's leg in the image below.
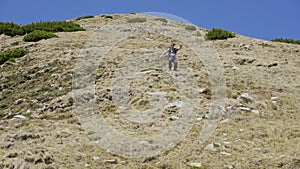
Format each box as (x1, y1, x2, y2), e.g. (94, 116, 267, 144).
(168, 59, 172, 71)
(174, 59, 178, 71)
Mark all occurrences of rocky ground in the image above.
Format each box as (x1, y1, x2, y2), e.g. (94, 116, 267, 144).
(0, 13, 299, 169)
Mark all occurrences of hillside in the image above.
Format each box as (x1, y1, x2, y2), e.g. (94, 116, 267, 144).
(0, 13, 299, 169)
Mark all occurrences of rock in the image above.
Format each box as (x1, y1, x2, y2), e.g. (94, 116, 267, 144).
(271, 96, 278, 100)
(239, 107, 251, 111)
(104, 159, 118, 164)
(164, 101, 186, 108)
(220, 151, 231, 156)
(13, 115, 26, 119)
(198, 88, 211, 95)
(220, 119, 230, 124)
(239, 43, 251, 50)
(92, 156, 100, 160)
(232, 66, 240, 71)
(251, 109, 260, 115)
(188, 162, 204, 168)
(170, 116, 179, 121)
(238, 93, 257, 103)
(204, 143, 216, 151)
(15, 98, 25, 104)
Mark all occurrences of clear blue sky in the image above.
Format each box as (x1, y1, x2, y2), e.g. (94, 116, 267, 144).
(1, 0, 299, 40)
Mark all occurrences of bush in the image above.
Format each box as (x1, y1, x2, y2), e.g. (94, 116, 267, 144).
(127, 17, 147, 23)
(0, 22, 24, 36)
(23, 30, 58, 42)
(0, 48, 28, 65)
(205, 28, 235, 40)
(75, 15, 94, 20)
(271, 38, 300, 45)
(185, 25, 197, 31)
(155, 18, 168, 23)
(0, 21, 85, 37)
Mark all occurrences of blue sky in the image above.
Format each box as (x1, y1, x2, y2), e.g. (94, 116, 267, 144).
(1, 0, 299, 40)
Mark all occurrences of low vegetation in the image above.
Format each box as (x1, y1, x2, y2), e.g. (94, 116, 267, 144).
(205, 28, 235, 40)
(127, 17, 147, 23)
(154, 18, 168, 23)
(0, 48, 29, 65)
(271, 38, 300, 45)
(101, 15, 113, 19)
(75, 15, 94, 20)
(23, 30, 58, 42)
(185, 25, 197, 31)
(0, 21, 85, 37)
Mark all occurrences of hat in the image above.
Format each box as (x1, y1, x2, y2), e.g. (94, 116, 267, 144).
(171, 43, 176, 46)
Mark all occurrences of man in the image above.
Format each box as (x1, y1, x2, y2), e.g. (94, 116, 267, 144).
(160, 43, 182, 71)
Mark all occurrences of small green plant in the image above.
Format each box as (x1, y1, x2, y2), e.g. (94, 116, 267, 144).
(0, 21, 85, 37)
(104, 15, 113, 19)
(75, 15, 94, 20)
(155, 18, 168, 23)
(23, 30, 58, 42)
(185, 25, 197, 31)
(0, 48, 28, 65)
(271, 38, 300, 45)
(8, 57, 16, 62)
(205, 28, 235, 40)
(127, 17, 147, 23)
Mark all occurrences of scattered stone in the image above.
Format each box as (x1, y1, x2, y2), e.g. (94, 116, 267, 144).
(147, 91, 167, 96)
(164, 101, 186, 108)
(271, 96, 278, 100)
(220, 119, 230, 124)
(198, 88, 211, 95)
(15, 98, 25, 104)
(267, 63, 278, 67)
(104, 159, 118, 164)
(251, 109, 260, 115)
(220, 151, 231, 156)
(92, 156, 100, 160)
(188, 162, 204, 168)
(13, 115, 26, 119)
(223, 141, 231, 145)
(170, 116, 179, 121)
(239, 43, 251, 50)
(232, 66, 240, 71)
(239, 107, 251, 111)
(204, 143, 216, 151)
(238, 93, 258, 103)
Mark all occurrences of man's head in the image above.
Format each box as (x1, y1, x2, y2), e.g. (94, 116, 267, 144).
(170, 43, 176, 48)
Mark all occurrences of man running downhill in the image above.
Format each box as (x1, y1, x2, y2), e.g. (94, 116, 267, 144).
(160, 43, 182, 71)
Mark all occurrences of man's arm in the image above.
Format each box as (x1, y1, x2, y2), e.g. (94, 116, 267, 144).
(178, 44, 182, 50)
(159, 49, 169, 57)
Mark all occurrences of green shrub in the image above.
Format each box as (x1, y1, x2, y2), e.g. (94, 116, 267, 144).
(127, 17, 147, 23)
(271, 38, 300, 45)
(23, 30, 58, 42)
(205, 28, 235, 40)
(0, 21, 85, 37)
(105, 15, 113, 19)
(0, 48, 28, 65)
(0, 22, 24, 36)
(75, 15, 94, 20)
(185, 25, 197, 31)
(155, 18, 168, 23)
